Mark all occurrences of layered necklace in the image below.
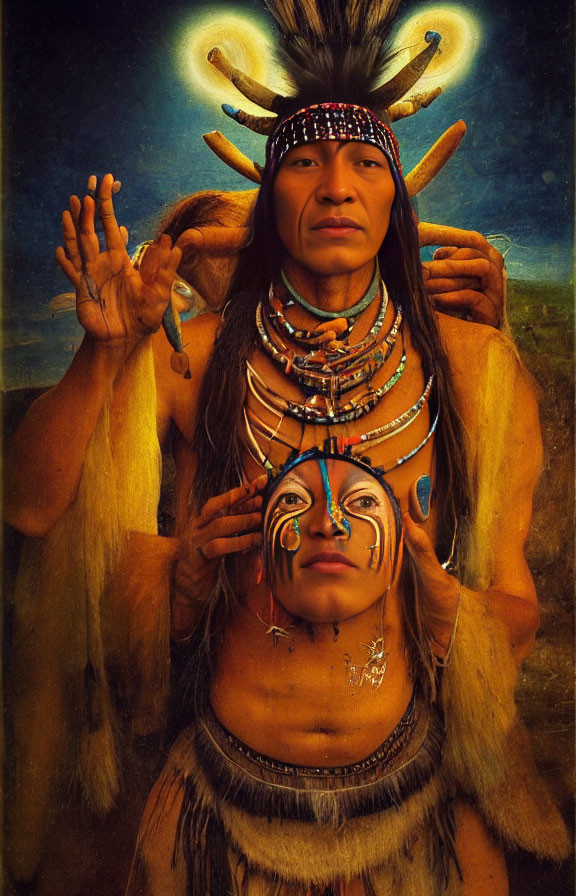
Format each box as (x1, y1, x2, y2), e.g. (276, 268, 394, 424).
(244, 269, 437, 471)
(255, 270, 404, 424)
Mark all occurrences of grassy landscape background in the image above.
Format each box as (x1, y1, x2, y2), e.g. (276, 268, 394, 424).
(505, 280, 574, 889)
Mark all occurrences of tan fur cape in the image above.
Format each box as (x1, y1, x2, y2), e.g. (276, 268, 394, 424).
(6, 341, 165, 880)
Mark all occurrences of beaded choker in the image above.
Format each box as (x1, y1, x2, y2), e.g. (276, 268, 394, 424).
(266, 280, 393, 350)
(257, 280, 404, 408)
(246, 346, 406, 425)
(245, 275, 437, 475)
(280, 265, 380, 321)
(257, 297, 403, 406)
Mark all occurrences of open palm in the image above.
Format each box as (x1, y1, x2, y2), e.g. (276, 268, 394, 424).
(56, 174, 181, 345)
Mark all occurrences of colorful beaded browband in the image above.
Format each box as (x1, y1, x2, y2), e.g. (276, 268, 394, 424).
(268, 102, 402, 176)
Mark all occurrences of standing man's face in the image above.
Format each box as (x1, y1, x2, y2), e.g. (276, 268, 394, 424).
(272, 140, 396, 279)
(263, 458, 401, 624)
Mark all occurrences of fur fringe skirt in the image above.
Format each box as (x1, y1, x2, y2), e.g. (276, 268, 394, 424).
(127, 692, 463, 896)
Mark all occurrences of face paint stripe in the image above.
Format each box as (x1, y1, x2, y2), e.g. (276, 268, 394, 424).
(267, 505, 304, 584)
(280, 516, 301, 552)
(262, 456, 402, 624)
(345, 507, 384, 571)
(318, 459, 352, 537)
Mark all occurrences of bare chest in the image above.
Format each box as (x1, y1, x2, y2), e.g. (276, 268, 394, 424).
(210, 597, 414, 766)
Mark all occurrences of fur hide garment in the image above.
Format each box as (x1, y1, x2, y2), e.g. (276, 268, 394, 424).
(6, 340, 165, 881)
(126, 590, 569, 896)
(6, 310, 568, 889)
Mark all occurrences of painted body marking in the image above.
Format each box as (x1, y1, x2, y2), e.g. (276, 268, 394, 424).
(318, 459, 352, 537)
(346, 637, 388, 688)
(265, 489, 308, 582)
(265, 459, 393, 580)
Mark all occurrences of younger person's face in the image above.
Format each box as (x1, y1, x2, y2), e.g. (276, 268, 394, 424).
(263, 458, 400, 624)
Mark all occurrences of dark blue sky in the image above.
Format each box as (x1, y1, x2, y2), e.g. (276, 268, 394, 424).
(3, 0, 573, 389)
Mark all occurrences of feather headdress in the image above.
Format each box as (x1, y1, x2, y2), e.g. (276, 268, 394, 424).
(264, 0, 403, 111)
(212, 0, 441, 135)
(203, 0, 464, 198)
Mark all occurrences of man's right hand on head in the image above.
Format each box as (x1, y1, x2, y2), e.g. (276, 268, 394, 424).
(174, 474, 267, 601)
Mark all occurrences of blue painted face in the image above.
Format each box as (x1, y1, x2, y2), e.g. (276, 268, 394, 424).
(263, 458, 401, 624)
(318, 458, 352, 539)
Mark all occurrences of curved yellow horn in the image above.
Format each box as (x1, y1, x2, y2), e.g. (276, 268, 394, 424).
(203, 131, 262, 184)
(369, 31, 441, 109)
(417, 221, 492, 248)
(405, 120, 467, 198)
(175, 225, 252, 255)
(208, 47, 287, 114)
(388, 87, 442, 122)
(222, 103, 277, 135)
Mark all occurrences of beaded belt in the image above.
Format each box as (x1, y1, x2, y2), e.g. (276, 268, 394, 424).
(194, 690, 444, 822)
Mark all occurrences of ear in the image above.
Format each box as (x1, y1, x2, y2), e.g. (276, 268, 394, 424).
(409, 474, 431, 523)
(254, 552, 264, 586)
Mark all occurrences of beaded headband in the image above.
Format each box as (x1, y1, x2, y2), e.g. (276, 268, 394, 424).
(268, 102, 402, 179)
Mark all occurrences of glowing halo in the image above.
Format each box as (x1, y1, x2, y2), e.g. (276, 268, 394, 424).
(176, 10, 282, 116)
(391, 6, 480, 92)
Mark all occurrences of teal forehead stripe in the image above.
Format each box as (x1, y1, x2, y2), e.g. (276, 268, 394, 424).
(318, 459, 352, 537)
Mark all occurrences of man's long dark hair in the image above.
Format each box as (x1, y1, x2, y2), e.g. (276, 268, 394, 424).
(165, 155, 472, 734)
(193, 162, 470, 550)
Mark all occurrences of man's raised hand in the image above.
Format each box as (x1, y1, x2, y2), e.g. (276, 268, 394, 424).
(55, 173, 181, 346)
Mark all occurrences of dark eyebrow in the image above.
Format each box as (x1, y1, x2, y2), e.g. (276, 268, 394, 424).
(269, 471, 314, 505)
(340, 467, 379, 488)
(277, 469, 307, 487)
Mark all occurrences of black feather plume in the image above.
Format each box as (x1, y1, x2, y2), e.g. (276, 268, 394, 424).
(264, 0, 402, 108)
